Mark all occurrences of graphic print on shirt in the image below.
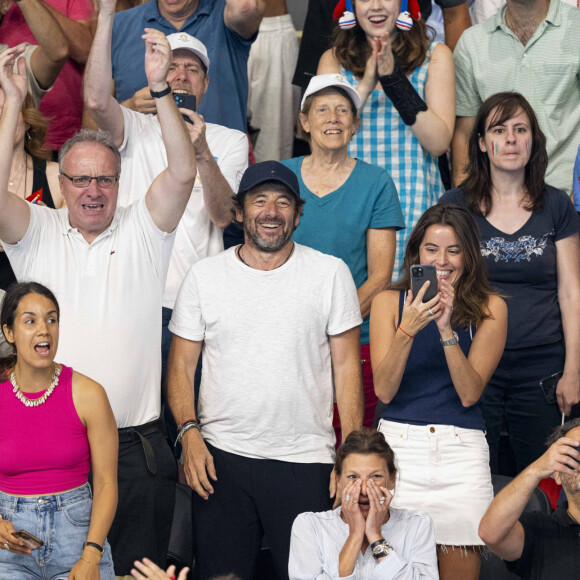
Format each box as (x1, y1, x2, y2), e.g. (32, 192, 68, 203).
(481, 232, 553, 263)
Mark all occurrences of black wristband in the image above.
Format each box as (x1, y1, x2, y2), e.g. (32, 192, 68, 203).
(379, 52, 428, 126)
(83, 541, 104, 553)
(149, 85, 171, 99)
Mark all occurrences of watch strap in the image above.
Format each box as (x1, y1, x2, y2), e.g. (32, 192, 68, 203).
(440, 331, 459, 347)
(150, 85, 171, 99)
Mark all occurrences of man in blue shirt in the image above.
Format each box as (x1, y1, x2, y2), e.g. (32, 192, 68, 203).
(111, 0, 265, 133)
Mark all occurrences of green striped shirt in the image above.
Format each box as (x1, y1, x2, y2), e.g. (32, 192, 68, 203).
(454, 0, 580, 194)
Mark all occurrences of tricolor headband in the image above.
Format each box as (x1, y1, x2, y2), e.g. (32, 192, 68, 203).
(333, 0, 421, 31)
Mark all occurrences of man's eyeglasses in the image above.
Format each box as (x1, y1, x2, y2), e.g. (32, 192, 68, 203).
(60, 173, 119, 189)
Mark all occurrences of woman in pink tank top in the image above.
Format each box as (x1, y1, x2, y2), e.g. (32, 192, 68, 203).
(0, 282, 118, 579)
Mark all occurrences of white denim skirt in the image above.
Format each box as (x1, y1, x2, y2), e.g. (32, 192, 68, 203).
(378, 419, 493, 546)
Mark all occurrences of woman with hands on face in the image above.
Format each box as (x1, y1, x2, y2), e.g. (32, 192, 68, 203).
(289, 428, 437, 579)
(318, 0, 455, 278)
(370, 204, 507, 580)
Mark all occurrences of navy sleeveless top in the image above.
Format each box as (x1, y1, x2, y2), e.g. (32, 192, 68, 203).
(380, 292, 486, 430)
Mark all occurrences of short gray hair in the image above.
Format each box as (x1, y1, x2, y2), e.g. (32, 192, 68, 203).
(58, 129, 121, 175)
(547, 418, 580, 447)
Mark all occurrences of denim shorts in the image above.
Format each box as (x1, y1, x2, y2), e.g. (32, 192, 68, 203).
(0, 483, 114, 579)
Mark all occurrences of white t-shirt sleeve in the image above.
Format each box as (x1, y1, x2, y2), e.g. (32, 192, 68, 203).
(119, 106, 154, 153)
(214, 129, 249, 193)
(169, 265, 205, 341)
(327, 260, 363, 336)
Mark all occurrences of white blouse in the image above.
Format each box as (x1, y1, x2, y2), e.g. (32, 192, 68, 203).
(289, 507, 438, 580)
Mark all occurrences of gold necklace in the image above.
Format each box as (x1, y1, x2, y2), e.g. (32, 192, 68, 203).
(10, 366, 61, 407)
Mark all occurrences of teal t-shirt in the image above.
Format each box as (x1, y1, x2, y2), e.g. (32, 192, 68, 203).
(281, 157, 405, 344)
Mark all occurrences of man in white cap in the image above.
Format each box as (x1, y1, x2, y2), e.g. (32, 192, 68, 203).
(85, 0, 248, 449)
(110, 0, 265, 133)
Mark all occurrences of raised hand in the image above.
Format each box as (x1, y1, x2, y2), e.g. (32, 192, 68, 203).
(435, 278, 455, 335)
(131, 558, 190, 580)
(400, 282, 441, 337)
(142, 28, 172, 92)
(180, 109, 210, 158)
(531, 437, 580, 479)
(374, 33, 395, 77)
(0, 46, 28, 107)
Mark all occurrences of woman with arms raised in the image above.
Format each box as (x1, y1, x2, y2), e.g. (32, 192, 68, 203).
(370, 204, 507, 579)
(318, 0, 455, 276)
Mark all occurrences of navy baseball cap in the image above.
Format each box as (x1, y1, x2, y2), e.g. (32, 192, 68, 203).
(238, 161, 301, 199)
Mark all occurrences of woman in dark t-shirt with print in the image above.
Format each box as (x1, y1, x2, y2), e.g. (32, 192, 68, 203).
(440, 92, 580, 474)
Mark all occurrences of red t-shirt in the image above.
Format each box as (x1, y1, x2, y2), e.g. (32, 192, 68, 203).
(0, 0, 94, 149)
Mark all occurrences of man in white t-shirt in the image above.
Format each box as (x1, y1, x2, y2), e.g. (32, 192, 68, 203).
(85, 0, 249, 442)
(0, 31, 196, 575)
(168, 161, 365, 580)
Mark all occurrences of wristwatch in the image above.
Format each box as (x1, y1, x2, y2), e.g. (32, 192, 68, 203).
(370, 538, 393, 560)
(440, 331, 459, 347)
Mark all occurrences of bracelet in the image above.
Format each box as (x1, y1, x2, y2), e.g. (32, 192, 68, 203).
(83, 541, 104, 553)
(175, 420, 201, 447)
(378, 52, 427, 126)
(150, 85, 171, 99)
(177, 419, 198, 431)
(398, 325, 414, 339)
(80, 556, 100, 565)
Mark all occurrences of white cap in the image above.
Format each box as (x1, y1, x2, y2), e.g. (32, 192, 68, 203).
(167, 32, 210, 72)
(301, 73, 361, 111)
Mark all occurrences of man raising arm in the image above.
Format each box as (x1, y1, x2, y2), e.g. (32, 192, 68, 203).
(479, 419, 580, 578)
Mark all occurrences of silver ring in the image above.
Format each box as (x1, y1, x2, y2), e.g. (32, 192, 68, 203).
(428, 308, 434, 315)
(345, 495, 350, 502)
(379, 496, 386, 505)
(3, 543, 8, 550)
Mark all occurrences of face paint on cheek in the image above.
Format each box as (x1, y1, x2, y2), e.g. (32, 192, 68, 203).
(491, 141, 496, 157)
(526, 139, 530, 155)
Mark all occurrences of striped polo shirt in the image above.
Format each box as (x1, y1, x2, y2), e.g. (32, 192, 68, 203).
(453, 0, 580, 194)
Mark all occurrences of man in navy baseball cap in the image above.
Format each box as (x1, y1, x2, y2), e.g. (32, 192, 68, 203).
(168, 160, 364, 578)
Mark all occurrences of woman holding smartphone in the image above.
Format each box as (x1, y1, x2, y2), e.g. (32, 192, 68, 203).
(440, 92, 580, 474)
(370, 204, 507, 579)
(0, 282, 117, 579)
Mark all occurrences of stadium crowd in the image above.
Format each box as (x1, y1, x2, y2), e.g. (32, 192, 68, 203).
(0, 0, 579, 579)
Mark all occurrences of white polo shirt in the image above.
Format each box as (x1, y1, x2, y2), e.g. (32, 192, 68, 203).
(170, 244, 363, 464)
(117, 107, 248, 308)
(2, 199, 174, 428)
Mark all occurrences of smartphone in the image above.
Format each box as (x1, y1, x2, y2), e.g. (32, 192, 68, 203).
(173, 94, 196, 125)
(14, 529, 44, 550)
(539, 371, 563, 405)
(410, 264, 438, 303)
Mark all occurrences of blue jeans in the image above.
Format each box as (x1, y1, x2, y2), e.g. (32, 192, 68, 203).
(0, 483, 114, 579)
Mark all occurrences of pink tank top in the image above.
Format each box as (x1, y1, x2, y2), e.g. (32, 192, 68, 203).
(0, 364, 91, 495)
